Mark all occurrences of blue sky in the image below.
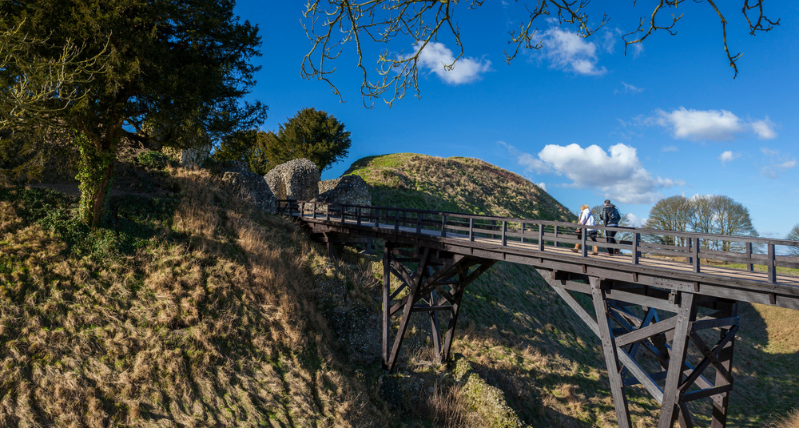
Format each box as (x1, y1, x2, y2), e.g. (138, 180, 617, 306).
(235, 1, 799, 239)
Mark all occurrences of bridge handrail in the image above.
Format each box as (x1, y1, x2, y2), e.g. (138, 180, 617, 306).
(277, 199, 799, 249)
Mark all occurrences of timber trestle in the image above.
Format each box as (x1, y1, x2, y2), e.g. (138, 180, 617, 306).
(381, 243, 495, 371)
(277, 200, 799, 427)
(539, 269, 739, 427)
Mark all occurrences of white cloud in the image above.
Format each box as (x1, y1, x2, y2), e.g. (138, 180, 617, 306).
(625, 213, 644, 227)
(662, 145, 679, 152)
(651, 107, 778, 141)
(719, 151, 740, 163)
(502, 142, 684, 204)
(615, 81, 644, 94)
(536, 27, 606, 76)
(536, 182, 547, 191)
(413, 42, 491, 85)
(759, 147, 796, 178)
(630, 43, 644, 58)
(751, 117, 777, 140)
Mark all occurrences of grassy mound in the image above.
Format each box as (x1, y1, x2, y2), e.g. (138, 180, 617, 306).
(345, 153, 574, 221)
(0, 168, 385, 426)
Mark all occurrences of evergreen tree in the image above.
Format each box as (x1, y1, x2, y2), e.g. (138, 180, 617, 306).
(0, 0, 267, 226)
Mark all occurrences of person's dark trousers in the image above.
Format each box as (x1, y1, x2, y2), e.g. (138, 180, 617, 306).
(605, 228, 618, 255)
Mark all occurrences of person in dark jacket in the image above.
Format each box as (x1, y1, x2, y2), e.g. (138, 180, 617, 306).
(600, 199, 621, 255)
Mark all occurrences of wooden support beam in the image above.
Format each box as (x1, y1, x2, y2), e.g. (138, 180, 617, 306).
(591, 277, 632, 428)
(386, 248, 431, 371)
(711, 303, 738, 428)
(382, 244, 392, 368)
(658, 292, 697, 428)
(428, 290, 442, 363)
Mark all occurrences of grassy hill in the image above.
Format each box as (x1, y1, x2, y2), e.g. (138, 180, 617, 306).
(345, 153, 799, 427)
(0, 162, 395, 426)
(344, 153, 574, 221)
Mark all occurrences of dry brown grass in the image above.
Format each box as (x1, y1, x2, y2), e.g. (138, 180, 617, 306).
(0, 169, 387, 427)
(770, 410, 799, 428)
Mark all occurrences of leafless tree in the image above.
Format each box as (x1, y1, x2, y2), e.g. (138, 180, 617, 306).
(643, 195, 695, 246)
(302, 0, 779, 106)
(787, 224, 799, 256)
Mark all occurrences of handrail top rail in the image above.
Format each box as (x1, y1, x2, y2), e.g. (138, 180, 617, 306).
(277, 199, 799, 248)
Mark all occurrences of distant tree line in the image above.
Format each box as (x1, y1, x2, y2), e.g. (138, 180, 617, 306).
(643, 195, 758, 252)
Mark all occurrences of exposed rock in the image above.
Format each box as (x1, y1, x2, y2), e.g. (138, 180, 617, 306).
(181, 145, 211, 169)
(264, 158, 320, 201)
(314, 175, 371, 206)
(220, 169, 276, 212)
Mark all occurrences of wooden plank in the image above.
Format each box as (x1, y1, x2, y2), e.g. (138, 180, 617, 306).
(615, 317, 678, 348)
(658, 292, 696, 428)
(591, 277, 632, 428)
(616, 348, 664, 404)
(382, 244, 392, 368)
(691, 316, 739, 332)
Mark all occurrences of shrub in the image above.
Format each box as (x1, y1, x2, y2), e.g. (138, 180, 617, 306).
(135, 150, 171, 170)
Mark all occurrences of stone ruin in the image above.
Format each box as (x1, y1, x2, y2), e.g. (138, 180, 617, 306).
(314, 175, 371, 206)
(218, 161, 276, 212)
(264, 158, 320, 201)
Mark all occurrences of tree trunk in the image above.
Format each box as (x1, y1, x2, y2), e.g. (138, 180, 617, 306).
(76, 132, 117, 227)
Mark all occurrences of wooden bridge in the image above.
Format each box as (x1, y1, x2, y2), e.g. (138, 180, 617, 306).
(278, 200, 799, 428)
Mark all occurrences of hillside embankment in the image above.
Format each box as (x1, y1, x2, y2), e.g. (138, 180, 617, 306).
(0, 151, 797, 427)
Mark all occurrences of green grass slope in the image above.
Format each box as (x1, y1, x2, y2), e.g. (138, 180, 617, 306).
(345, 153, 799, 427)
(0, 164, 392, 427)
(345, 153, 574, 221)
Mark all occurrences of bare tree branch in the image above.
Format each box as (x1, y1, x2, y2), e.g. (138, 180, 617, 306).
(302, 0, 778, 106)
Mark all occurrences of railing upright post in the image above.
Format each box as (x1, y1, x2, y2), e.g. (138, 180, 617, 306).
(441, 214, 447, 237)
(521, 223, 526, 244)
(394, 210, 399, 232)
(554, 225, 559, 248)
(416, 212, 422, 234)
(325, 203, 330, 221)
(746, 242, 754, 272)
(693, 237, 700, 273)
(312, 202, 317, 219)
(501, 221, 507, 246)
(538, 224, 544, 251)
(632, 232, 639, 265)
(469, 218, 474, 242)
(375, 208, 380, 228)
(357, 207, 362, 226)
(768, 243, 777, 283)
(581, 226, 587, 257)
(303, 202, 307, 217)
(341, 205, 346, 224)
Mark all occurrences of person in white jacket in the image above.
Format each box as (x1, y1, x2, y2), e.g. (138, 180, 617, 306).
(572, 204, 599, 255)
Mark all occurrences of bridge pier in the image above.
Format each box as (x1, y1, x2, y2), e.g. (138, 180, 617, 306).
(381, 243, 495, 371)
(538, 269, 740, 428)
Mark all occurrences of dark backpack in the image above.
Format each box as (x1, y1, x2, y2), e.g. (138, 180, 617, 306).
(606, 206, 621, 224)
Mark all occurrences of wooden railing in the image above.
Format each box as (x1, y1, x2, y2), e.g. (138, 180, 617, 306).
(277, 200, 799, 284)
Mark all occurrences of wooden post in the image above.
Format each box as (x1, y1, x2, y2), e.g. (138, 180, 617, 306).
(468, 218, 474, 242)
(658, 292, 696, 428)
(710, 302, 738, 428)
(768, 244, 776, 283)
(521, 223, 526, 244)
(502, 221, 507, 246)
(382, 244, 391, 369)
(590, 278, 632, 428)
(341, 205, 346, 224)
(538, 224, 544, 251)
(375, 208, 380, 228)
(325, 203, 330, 221)
(632, 232, 640, 265)
(554, 225, 559, 248)
(746, 242, 753, 272)
(441, 214, 447, 237)
(428, 290, 441, 363)
(416, 212, 422, 234)
(356, 207, 361, 226)
(394, 210, 399, 232)
(693, 237, 700, 273)
(312, 202, 317, 219)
